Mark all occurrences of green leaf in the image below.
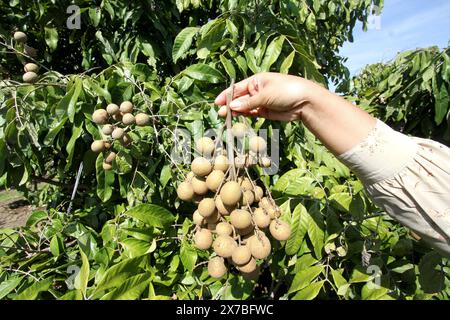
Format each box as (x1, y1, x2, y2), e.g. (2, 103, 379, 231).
(14, 277, 53, 300)
(180, 243, 198, 272)
(0, 276, 23, 299)
(172, 27, 200, 63)
(44, 27, 58, 51)
(261, 36, 285, 71)
(306, 203, 325, 259)
(289, 265, 324, 294)
(96, 154, 115, 202)
(74, 249, 90, 298)
(159, 164, 172, 188)
(285, 203, 308, 255)
(64, 123, 83, 170)
(44, 117, 68, 145)
(58, 78, 82, 123)
(120, 238, 156, 258)
(220, 55, 236, 79)
(49, 235, 63, 257)
(0, 139, 6, 176)
(59, 290, 83, 300)
(292, 280, 324, 300)
(183, 63, 224, 83)
(125, 204, 175, 229)
(280, 51, 295, 74)
(434, 80, 449, 125)
(100, 273, 151, 300)
(361, 284, 393, 300)
(94, 256, 144, 293)
(419, 251, 445, 293)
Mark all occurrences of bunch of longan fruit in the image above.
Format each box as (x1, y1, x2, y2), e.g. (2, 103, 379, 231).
(177, 122, 291, 280)
(90, 101, 150, 170)
(13, 31, 40, 84)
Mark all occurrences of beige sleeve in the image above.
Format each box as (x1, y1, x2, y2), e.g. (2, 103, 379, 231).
(337, 120, 450, 257)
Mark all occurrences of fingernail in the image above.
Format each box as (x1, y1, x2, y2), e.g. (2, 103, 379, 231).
(230, 100, 242, 110)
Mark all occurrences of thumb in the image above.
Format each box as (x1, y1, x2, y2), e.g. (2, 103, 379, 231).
(229, 93, 266, 113)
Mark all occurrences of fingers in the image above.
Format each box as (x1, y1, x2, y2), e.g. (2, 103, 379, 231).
(214, 76, 257, 106)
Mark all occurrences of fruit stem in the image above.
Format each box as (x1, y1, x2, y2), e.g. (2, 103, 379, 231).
(225, 79, 236, 180)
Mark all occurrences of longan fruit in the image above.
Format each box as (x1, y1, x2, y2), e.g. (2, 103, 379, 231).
(106, 103, 120, 115)
(91, 140, 105, 153)
(214, 155, 229, 172)
(254, 186, 264, 202)
(206, 170, 225, 192)
(186, 171, 195, 181)
(102, 162, 113, 171)
(14, 31, 27, 43)
(205, 209, 220, 224)
(104, 142, 112, 150)
(245, 152, 258, 167)
(104, 151, 117, 164)
(270, 220, 291, 241)
(259, 197, 271, 209)
(192, 210, 205, 226)
(260, 156, 272, 168)
(121, 133, 133, 147)
(216, 222, 233, 236)
(120, 101, 134, 113)
(234, 156, 245, 169)
(213, 235, 237, 258)
(249, 136, 267, 153)
(111, 128, 125, 140)
(220, 181, 242, 206)
(23, 71, 38, 83)
(24, 63, 39, 73)
(253, 208, 271, 229)
(92, 109, 109, 125)
(198, 198, 216, 217)
(191, 176, 209, 195)
(102, 124, 114, 135)
(237, 258, 257, 273)
(191, 157, 212, 177)
(230, 209, 252, 229)
(177, 181, 194, 201)
(208, 257, 227, 278)
(215, 196, 234, 216)
(267, 205, 281, 219)
(194, 229, 213, 250)
(240, 190, 255, 206)
(196, 137, 215, 157)
(232, 245, 252, 266)
(249, 233, 271, 259)
(135, 113, 150, 126)
(232, 123, 248, 138)
(240, 178, 253, 191)
(122, 113, 135, 126)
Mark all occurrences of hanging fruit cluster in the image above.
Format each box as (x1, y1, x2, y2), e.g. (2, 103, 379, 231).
(91, 101, 151, 171)
(13, 31, 40, 84)
(177, 121, 291, 280)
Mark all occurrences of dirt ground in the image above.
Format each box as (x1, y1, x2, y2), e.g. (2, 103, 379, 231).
(0, 190, 34, 229)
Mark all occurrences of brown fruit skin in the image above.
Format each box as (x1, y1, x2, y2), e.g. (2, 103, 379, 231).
(135, 113, 150, 126)
(120, 101, 134, 113)
(102, 162, 113, 171)
(198, 198, 216, 217)
(254, 186, 264, 202)
(240, 178, 253, 191)
(220, 181, 242, 206)
(194, 229, 213, 250)
(111, 128, 125, 140)
(236, 224, 254, 236)
(24, 63, 39, 73)
(177, 182, 194, 201)
(213, 155, 229, 172)
(191, 176, 209, 195)
(208, 257, 227, 278)
(122, 113, 135, 126)
(237, 257, 257, 273)
(253, 208, 271, 229)
(192, 210, 205, 226)
(14, 31, 27, 43)
(249, 136, 267, 153)
(205, 209, 220, 224)
(206, 170, 225, 192)
(270, 220, 291, 241)
(249, 233, 272, 260)
(232, 245, 252, 266)
(105, 152, 117, 164)
(196, 137, 215, 157)
(215, 196, 234, 216)
(216, 222, 233, 236)
(23, 71, 38, 83)
(213, 235, 237, 258)
(106, 104, 120, 115)
(232, 123, 248, 139)
(240, 190, 255, 207)
(259, 197, 271, 209)
(92, 109, 109, 125)
(102, 124, 114, 135)
(191, 157, 212, 177)
(230, 209, 252, 229)
(91, 140, 105, 153)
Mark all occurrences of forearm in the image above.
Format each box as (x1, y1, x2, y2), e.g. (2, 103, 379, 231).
(299, 79, 377, 156)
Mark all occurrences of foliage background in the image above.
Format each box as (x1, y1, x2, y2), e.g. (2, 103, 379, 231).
(0, 0, 449, 300)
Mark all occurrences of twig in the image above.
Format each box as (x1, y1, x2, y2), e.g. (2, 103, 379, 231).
(225, 79, 236, 180)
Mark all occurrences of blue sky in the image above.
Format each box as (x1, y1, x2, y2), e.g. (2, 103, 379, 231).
(340, 0, 450, 77)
